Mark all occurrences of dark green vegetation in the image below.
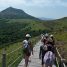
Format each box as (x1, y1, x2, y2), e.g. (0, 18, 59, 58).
(0, 19, 50, 48)
(0, 15, 67, 49)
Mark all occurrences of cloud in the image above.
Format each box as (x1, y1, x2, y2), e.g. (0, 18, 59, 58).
(0, 0, 67, 8)
(21, 0, 67, 7)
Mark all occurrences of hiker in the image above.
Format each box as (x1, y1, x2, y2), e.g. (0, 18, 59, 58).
(39, 33, 55, 67)
(39, 37, 48, 67)
(41, 33, 49, 45)
(44, 45, 55, 67)
(23, 34, 33, 67)
(49, 34, 57, 65)
(45, 33, 49, 39)
(48, 34, 57, 56)
(41, 34, 45, 42)
(50, 34, 55, 46)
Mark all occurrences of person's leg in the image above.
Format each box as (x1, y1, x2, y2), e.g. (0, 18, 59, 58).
(28, 53, 31, 62)
(42, 57, 44, 67)
(44, 64, 48, 67)
(48, 65, 52, 67)
(42, 64, 44, 67)
(25, 55, 29, 67)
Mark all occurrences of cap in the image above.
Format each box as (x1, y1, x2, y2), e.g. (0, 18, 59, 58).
(26, 34, 31, 38)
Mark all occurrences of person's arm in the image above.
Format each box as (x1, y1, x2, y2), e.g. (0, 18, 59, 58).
(29, 41, 33, 55)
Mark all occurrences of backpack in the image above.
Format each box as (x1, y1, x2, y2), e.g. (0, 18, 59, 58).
(23, 40, 31, 54)
(44, 51, 55, 64)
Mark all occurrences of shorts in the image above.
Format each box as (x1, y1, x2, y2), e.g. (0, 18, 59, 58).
(23, 48, 31, 56)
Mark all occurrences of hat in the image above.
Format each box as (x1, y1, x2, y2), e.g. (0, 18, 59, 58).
(45, 33, 49, 37)
(50, 35, 53, 37)
(26, 34, 31, 38)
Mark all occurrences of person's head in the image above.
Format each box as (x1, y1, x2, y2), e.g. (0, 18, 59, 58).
(43, 37, 47, 45)
(48, 45, 52, 51)
(50, 34, 54, 39)
(25, 34, 31, 40)
(45, 33, 49, 38)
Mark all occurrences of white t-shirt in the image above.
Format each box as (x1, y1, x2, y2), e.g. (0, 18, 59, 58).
(23, 40, 28, 48)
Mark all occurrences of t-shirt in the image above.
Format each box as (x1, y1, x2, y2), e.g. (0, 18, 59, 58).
(39, 45, 47, 58)
(23, 40, 33, 53)
(23, 40, 28, 48)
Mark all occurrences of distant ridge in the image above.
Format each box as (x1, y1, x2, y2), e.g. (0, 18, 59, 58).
(39, 17, 54, 20)
(0, 7, 37, 19)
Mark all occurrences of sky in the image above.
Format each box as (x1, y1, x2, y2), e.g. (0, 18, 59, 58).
(0, 0, 67, 19)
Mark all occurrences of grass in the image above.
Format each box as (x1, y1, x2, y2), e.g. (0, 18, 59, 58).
(0, 36, 40, 67)
(54, 32, 67, 61)
(0, 42, 22, 67)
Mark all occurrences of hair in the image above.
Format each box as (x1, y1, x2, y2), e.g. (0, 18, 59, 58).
(48, 45, 52, 51)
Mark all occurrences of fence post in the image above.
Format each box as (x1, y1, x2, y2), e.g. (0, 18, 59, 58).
(2, 48, 6, 67)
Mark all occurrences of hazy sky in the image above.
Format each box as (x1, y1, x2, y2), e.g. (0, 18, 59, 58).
(0, 0, 67, 19)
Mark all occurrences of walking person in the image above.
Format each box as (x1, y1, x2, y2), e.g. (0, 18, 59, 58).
(44, 45, 55, 67)
(43, 34, 56, 67)
(50, 34, 57, 65)
(23, 34, 33, 67)
(50, 34, 55, 46)
(39, 37, 48, 67)
(45, 33, 49, 39)
(41, 33, 49, 45)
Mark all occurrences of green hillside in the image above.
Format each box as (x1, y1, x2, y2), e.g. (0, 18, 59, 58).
(43, 17, 67, 32)
(0, 19, 50, 48)
(0, 16, 67, 48)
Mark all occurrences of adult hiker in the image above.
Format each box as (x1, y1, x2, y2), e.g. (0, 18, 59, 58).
(50, 34, 55, 46)
(39, 37, 48, 67)
(41, 33, 49, 45)
(41, 34, 45, 42)
(45, 33, 49, 39)
(49, 34, 57, 65)
(44, 45, 55, 67)
(23, 34, 33, 67)
(48, 34, 56, 55)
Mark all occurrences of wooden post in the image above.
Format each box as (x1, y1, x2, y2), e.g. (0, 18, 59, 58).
(2, 48, 6, 67)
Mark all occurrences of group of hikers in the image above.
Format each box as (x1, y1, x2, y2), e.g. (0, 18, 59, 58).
(40, 33, 56, 67)
(22, 33, 56, 67)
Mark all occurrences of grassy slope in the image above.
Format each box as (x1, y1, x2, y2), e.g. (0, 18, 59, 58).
(43, 18, 67, 32)
(54, 32, 67, 61)
(0, 36, 40, 67)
